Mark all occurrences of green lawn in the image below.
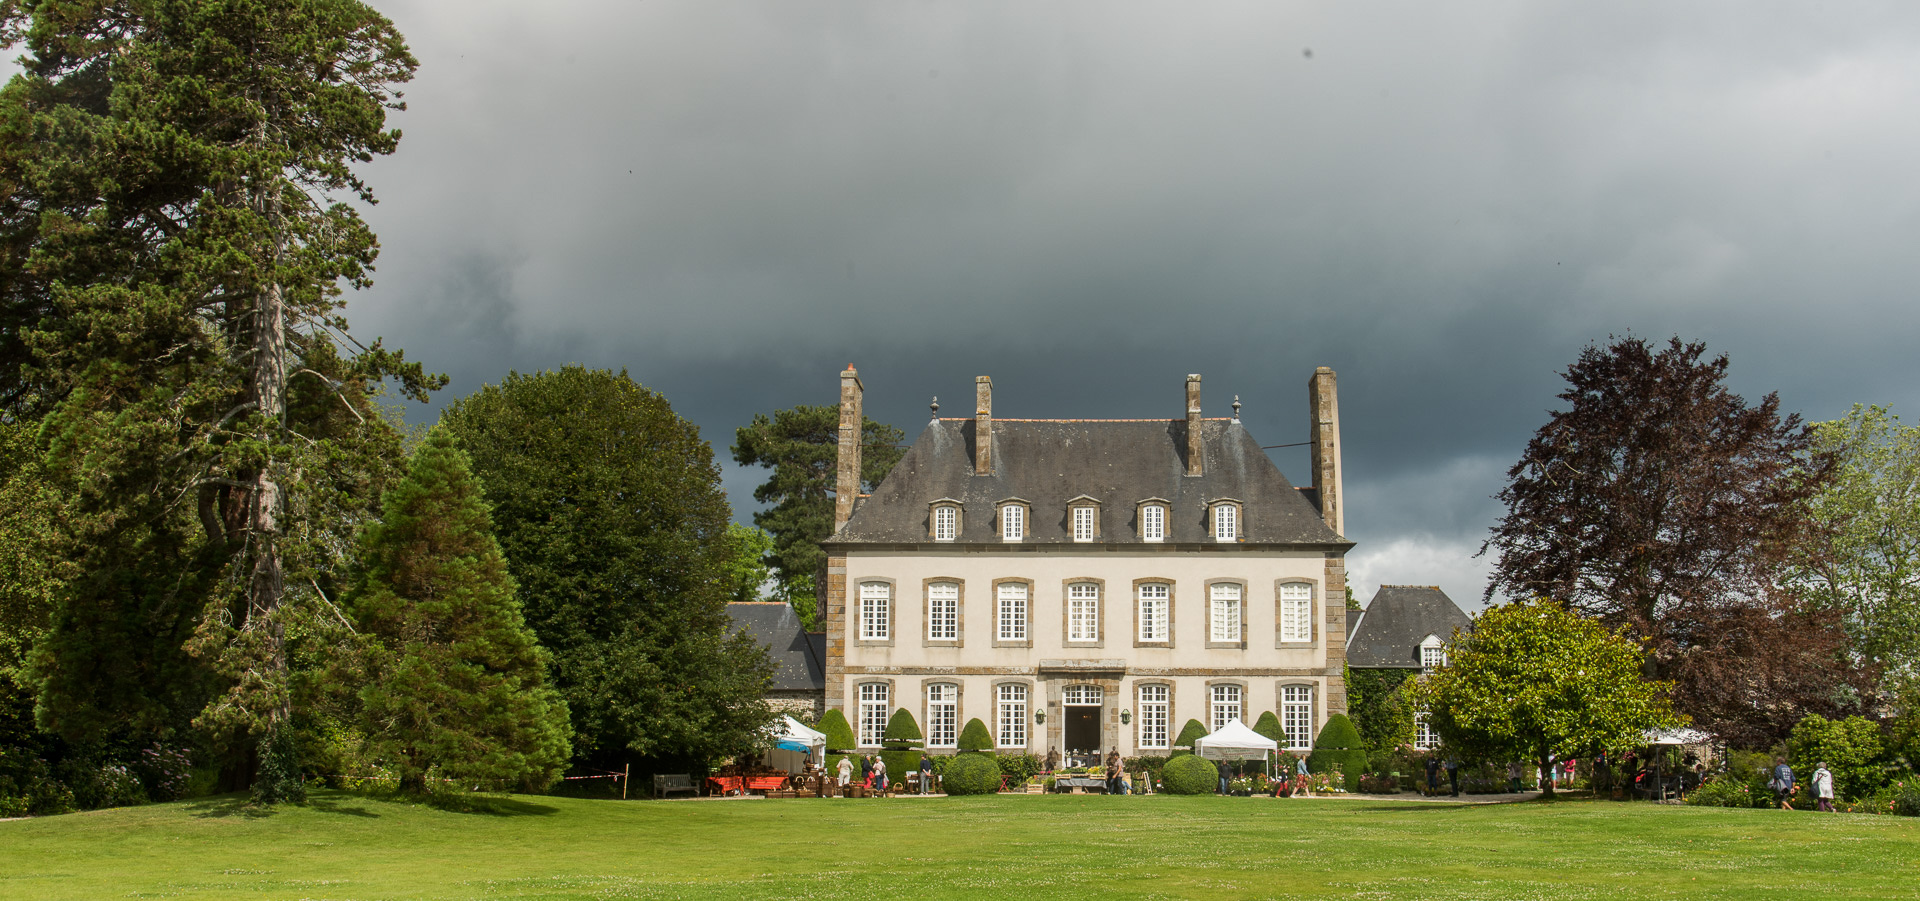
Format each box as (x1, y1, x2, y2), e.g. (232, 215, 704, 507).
(3, 791, 1917, 900)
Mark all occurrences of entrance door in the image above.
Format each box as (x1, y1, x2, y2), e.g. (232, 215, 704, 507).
(1063, 707, 1100, 758)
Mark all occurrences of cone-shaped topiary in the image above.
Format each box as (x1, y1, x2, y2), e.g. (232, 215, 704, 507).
(958, 717, 995, 752)
(1162, 753, 1218, 794)
(943, 752, 1002, 794)
(1252, 711, 1283, 743)
(880, 708, 924, 783)
(1171, 719, 1209, 757)
(818, 708, 857, 773)
(883, 708, 923, 742)
(1309, 713, 1368, 792)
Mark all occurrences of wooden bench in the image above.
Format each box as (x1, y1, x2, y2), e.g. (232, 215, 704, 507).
(653, 774, 698, 798)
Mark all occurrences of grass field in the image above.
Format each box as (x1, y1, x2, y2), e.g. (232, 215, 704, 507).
(4, 791, 1918, 900)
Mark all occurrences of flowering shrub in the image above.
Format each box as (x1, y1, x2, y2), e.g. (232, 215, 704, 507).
(1358, 772, 1401, 794)
(1685, 777, 1753, 808)
(135, 745, 194, 802)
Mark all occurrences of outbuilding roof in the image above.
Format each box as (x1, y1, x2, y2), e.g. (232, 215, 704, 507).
(1346, 585, 1474, 668)
(825, 418, 1349, 548)
(725, 602, 825, 692)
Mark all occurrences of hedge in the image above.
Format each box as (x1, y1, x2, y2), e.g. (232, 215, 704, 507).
(943, 753, 1002, 795)
(1162, 754, 1218, 795)
(958, 718, 995, 752)
(1309, 713, 1367, 792)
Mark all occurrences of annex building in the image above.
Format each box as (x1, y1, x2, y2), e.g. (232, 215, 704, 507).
(820, 367, 1354, 761)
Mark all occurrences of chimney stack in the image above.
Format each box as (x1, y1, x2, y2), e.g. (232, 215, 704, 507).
(1185, 374, 1204, 476)
(1308, 367, 1344, 537)
(834, 366, 863, 532)
(974, 376, 993, 475)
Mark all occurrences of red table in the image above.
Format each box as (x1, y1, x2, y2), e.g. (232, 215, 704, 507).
(706, 775, 788, 796)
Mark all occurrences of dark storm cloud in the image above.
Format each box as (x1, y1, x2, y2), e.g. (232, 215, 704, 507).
(312, 1, 1920, 602)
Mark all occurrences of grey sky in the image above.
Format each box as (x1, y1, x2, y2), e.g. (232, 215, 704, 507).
(21, 2, 1920, 605)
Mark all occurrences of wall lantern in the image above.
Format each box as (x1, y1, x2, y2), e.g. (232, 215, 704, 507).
(1034, 710, 1046, 725)
(1120, 709, 1132, 725)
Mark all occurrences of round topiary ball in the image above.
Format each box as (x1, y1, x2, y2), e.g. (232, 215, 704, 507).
(1162, 753, 1218, 795)
(942, 752, 1003, 796)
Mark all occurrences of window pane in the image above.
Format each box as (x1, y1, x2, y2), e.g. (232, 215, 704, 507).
(1002, 505, 1023, 540)
(933, 505, 956, 541)
(928, 582, 958, 641)
(1414, 710, 1437, 750)
(1211, 583, 1241, 642)
(1211, 684, 1242, 732)
(997, 684, 1027, 748)
(998, 583, 1028, 641)
(928, 683, 957, 747)
(1137, 583, 1169, 642)
(1282, 685, 1313, 750)
(1073, 506, 1095, 540)
(860, 582, 890, 640)
(1068, 583, 1099, 642)
(1138, 684, 1169, 748)
(1214, 504, 1236, 540)
(859, 683, 890, 746)
(1142, 505, 1164, 541)
(1280, 583, 1312, 642)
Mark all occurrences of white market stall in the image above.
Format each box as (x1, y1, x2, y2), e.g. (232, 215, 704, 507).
(764, 715, 827, 775)
(1194, 718, 1281, 779)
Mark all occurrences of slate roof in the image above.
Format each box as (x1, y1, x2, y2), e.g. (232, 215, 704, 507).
(826, 418, 1350, 548)
(1346, 586, 1474, 668)
(726, 602, 825, 692)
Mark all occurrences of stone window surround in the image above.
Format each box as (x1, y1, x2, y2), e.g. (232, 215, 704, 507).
(922, 577, 964, 648)
(997, 498, 1031, 541)
(923, 680, 962, 749)
(1204, 578, 1249, 650)
(1135, 497, 1170, 542)
(1208, 498, 1244, 542)
(1273, 577, 1319, 649)
(1276, 680, 1318, 751)
(991, 677, 1035, 750)
(856, 577, 897, 648)
(991, 577, 1034, 648)
(1061, 577, 1106, 648)
(927, 498, 962, 542)
(1131, 578, 1175, 648)
(1065, 494, 1102, 542)
(1205, 678, 1249, 732)
(854, 677, 897, 748)
(1133, 679, 1175, 750)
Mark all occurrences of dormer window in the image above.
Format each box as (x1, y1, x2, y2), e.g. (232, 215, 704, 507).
(1067, 495, 1101, 542)
(997, 499, 1029, 541)
(929, 499, 961, 542)
(1137, 498, 1168, 542)
(1210, 500, 1242, 542)
(1420, 635, 1447, 669)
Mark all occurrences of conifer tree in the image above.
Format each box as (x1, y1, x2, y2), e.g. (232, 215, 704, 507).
(348, 432, 569, 794)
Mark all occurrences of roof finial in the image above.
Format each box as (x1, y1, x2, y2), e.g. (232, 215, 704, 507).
(930, 396, 939, 418)
(1232, 395, 1242, 421)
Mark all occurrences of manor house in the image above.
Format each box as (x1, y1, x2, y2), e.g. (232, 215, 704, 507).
(820, 367, 1354, 762)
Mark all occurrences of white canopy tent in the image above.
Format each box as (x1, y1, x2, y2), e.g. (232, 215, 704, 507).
(1194, 719, 1280, 779)
(764, 715, 827, 774)
(1644, 727, 1713, 746)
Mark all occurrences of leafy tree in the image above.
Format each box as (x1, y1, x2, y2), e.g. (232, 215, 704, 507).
(1795, 405, 1920, 708)
(732, 405, 903, 622)
(1787, 714, 1885, 801)
(439, 367, 773, 769)
(719, 524, 776, 605)
(346, 432, 570, 794)
(1, 0, 438, 793)
(1346, 667, 1416, 754)
(1412, 599, 1679, 797)
(957, 717, 994, 752)
(1482, 336, 1865, 744)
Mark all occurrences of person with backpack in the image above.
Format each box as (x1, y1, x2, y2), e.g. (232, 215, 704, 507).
(1769, 757, 1795, 810)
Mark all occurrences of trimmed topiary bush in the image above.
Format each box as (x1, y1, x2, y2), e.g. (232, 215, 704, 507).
(1309, 714, 1368, 792)
(1171, 719, 1209, 757)
(1252, 711, 1283, 743)
(880, 709, 924, 784)
(1163, 753, 1218, 795)
(818, 708, 856, 774)
(958, 717, 995, 752)
(942, 752, 1002, 795)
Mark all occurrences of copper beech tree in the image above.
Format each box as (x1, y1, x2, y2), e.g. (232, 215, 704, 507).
(1482, 337, 1874, 747)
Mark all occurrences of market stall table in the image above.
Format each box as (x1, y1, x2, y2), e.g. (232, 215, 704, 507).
(706, 774, 789, 796)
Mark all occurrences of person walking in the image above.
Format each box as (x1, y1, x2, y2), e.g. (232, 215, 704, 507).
(1445, 757, 1461, 797)
(1506, 761, 1523, 794)
(873, 756, 888, 794)
(1812, 762, 1835, 813)
(1105, 751, 1124, 795)
(1769, 757, 1795, 810)
(836, 755, 854, 794)
(1425, 756, 1441, 797)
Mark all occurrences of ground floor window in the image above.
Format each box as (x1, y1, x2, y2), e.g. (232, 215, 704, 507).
(858, 683, 890, 747)
(1137, 684, 1169, 749)
(997, 684, 1028, 748)
(1210, 684, 1242, 732)
(928, 683, 957, 748)
(1414, 710, 1439, 750)
(1282, 685, 1313, 751)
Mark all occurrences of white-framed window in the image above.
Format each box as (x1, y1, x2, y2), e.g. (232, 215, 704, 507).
(1137, 583, 1169, 642)
(927, 582, 958, 641)
(1001, 504, 1024, 541)
(1063, 684, 1103, 706)
(1421, 644, 1447, 669)
(1210, 684, 1243, 732)
(1141, 504, 1165, 541)
(1213, 503, 1237, 541)
(1068, 583, 1099, 642)
(858, 682, 890, 747)
(997, 582, 1028, 641)
(859, 582, 890, 640)
(928, 683, 958, 748)
(1072, 506, 1096, 541)
(1210, 583, 1242, 642)
(1279, 583, 1312, 643)
(997, 683, 1028, 748)
(1414, 710, 1438, 750)
(1282, 685, 1314, 751)
(1137, 684, 1169, 749)
(933, 505, 957, 541)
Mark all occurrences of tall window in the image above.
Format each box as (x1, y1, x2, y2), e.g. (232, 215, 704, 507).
(933, 505, 957, 541)
(859, 683, 890, 747)
(997, 582, 1028, 641)
(1072, 506, 1096, 541)
(1282, 685, 1313, 751)
(1137, 685, 1169, 749)
(1210, 684, 1242, 732)
(1210, 583, 1242, 642)
(1414, 710, 1438, 750)
(1068, 583, 1100, 642)
(1001, 505, 1024, 540)
(1279, 583, 1312, 642)
(1141, 504, 1165, 541)
(927, 582, 958, 641)
(1213, 503, 1237, 541)
(1137, 583, 1169, 642)
(997, 684, 1028, 748)
(928, 684, 958, 748)
(859, 582, 890, 640)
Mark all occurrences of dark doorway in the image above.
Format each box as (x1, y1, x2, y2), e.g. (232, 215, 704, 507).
(1063, 707, 1100, 756)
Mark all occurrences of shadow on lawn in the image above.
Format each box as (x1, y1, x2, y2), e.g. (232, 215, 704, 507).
(425, 794, 559, 817)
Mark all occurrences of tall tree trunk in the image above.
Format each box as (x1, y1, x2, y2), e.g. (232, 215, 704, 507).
(243, 178, 292, 752)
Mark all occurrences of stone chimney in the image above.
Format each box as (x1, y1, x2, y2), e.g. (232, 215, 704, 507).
(1185, 374, 1204, 477)
(1308, 367, 1344, 537)
(974, 376, 993, 476)
(834, 365, 863, 532)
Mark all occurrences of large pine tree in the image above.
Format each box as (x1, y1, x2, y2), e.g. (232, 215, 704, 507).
(348, 431, 570, 794)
